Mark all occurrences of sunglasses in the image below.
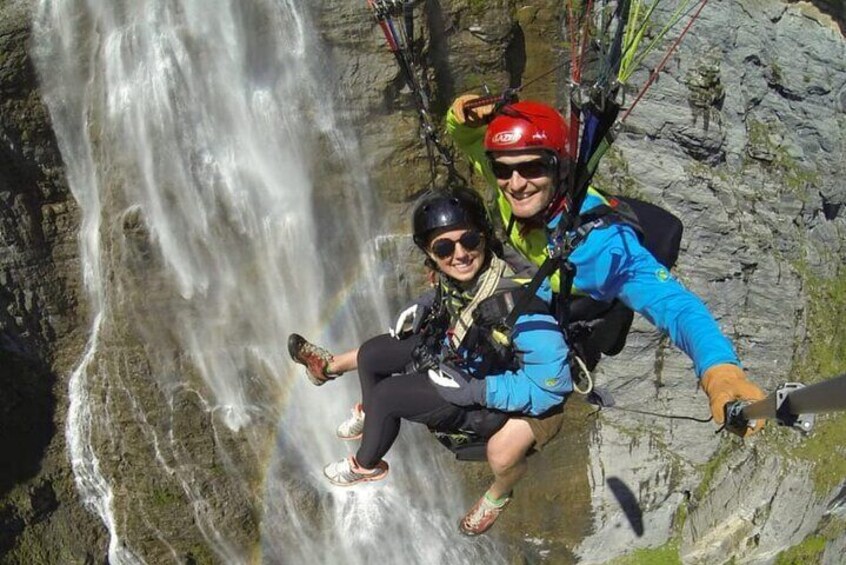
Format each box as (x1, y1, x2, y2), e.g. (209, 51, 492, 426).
(430, 230, 483, 259)
(490, 158, 554, 180)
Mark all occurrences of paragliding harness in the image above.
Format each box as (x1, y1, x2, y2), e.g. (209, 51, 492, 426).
(408, 264, 550, 461)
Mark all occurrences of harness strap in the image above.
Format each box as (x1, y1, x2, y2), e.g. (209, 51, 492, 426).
(502, 208, 614, 333)
(449, 255, 507, 349)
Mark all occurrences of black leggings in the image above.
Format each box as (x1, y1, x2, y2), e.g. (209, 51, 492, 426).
(354, 334, 506, 468)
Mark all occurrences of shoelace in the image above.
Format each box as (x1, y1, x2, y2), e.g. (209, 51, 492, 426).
(465, 499, 499, 528)
(338, 459, 360, 482)
(299, 342, 331, 364)
(338, 408, 365, 435)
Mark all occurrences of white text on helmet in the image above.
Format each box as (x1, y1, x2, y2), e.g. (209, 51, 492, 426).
(492, 130, 523, 145)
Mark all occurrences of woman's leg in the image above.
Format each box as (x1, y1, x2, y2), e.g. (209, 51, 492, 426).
(354, 371, 461, 469)
(355, 334, 420, 410)
(324, 371, 460, 486)
(326, 347, 359, 375)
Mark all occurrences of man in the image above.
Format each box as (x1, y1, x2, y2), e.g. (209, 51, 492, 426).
(435, 94, 767, 528)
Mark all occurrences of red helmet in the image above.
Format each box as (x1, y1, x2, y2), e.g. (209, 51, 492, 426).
(484, 101, 571, 160)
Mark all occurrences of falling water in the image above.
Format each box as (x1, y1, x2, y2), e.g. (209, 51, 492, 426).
(32, 0, 506, 562)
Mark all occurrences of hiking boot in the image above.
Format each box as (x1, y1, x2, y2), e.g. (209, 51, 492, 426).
(336, 403, 365, 440)
(323, 456, 389, 487)
(287, 333, 334, 386)
(459, 493, 511, 536)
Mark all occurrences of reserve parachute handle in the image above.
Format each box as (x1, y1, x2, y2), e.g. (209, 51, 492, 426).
(724, 373, 846, 435)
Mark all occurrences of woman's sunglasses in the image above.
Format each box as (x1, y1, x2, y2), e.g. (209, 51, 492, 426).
(430, 230, 483, 259)
(490, 158, 554, 180)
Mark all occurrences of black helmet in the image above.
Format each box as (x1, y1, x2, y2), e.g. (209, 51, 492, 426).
(412, 188, 492, 249)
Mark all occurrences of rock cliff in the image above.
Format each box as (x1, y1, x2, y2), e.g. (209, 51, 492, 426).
(0, 0, 844, 563)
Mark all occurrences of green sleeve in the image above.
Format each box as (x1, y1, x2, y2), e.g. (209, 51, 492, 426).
(445, 107, 496, 186)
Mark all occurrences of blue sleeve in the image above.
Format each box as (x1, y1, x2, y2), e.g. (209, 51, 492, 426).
(570, 224, 740, 377)
(481, 311, 573, 416)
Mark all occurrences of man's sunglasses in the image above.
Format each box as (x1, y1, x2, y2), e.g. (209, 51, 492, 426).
(430, 230, 483, 259)
(490, 158, 554, 180)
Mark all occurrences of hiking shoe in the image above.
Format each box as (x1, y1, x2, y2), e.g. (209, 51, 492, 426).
(287, 333, 334, 386)
(323, 456, 389, 487)
(337, 403, 365, 440)
(459, 493, 511, 536)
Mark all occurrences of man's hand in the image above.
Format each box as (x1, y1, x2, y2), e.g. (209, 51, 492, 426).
(700, 364, 767, 437)
(428, 361, 486, 407)
(450, 94, 496, 127)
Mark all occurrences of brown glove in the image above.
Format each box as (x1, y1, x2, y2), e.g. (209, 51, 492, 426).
(450, 94, 496, 127)
(700, 364, 767, 437)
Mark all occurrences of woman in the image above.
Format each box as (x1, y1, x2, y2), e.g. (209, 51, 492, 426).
(290, 188, 573, 535)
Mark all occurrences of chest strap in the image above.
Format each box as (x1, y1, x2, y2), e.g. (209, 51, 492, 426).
(449, 254, 507, 350)
(502, 208, 613, 333)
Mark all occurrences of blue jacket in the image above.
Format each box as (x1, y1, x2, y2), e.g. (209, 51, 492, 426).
(554, 191, 740, 377)
(445, 273, 573, 417)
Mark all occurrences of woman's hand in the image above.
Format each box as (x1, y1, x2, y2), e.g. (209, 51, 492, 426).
(428, 361, 486, 407)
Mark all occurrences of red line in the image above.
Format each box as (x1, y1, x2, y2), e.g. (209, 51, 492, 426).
(620, 0, 710, 123)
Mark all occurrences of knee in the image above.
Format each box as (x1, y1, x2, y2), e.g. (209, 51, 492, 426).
(357, 334, 389, 370)
(486, 439, 528, 474)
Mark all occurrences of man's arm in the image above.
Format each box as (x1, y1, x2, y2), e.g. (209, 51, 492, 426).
(571, 223, 740, 377)
(571, 223, 766, 434)
(481, 311, 573, 416)
(446, 97, 499, 187)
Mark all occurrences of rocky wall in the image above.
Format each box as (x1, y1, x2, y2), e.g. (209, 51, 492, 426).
(0, 0, 844, 562)
(0, 0, 109, 561)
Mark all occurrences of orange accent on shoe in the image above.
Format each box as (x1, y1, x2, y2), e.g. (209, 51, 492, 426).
(323, 455, 389, 487)
(459, 493, 511, 536)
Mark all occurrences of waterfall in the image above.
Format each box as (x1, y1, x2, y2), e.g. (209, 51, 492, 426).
(32, 0, 507, 562)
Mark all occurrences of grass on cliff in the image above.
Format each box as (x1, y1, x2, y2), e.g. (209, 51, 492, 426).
(606, 540, 681, 565)
(774, 534, 827, 565)
(775, 518, 846, 564)
(756, 268, 846, 565)
(784, 269, 846, 496)
(744, 118, 820, 198)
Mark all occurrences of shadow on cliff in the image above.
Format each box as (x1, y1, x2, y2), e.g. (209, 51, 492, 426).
(0, 340, 57, 500)
(607, 476, 644, 537)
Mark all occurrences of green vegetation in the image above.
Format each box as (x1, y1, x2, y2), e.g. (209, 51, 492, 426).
(468, 0, 487, 16)
(744, 118, 820, 198)
(694, 440, 738, 501)
(151, 485, 181, 507)
(743, 268, 846, 564)
(774, 535, 826, 565)
(791, 412, 846, 496)
(686, 159, 732, 185)
(593, 146, 646, 200)
(801, 272, 846, 381)
(186, 544, 217, 565)
(778, 268, 846, 495)
(769, 61, 784, 85)
(607, 540, 682, 565)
